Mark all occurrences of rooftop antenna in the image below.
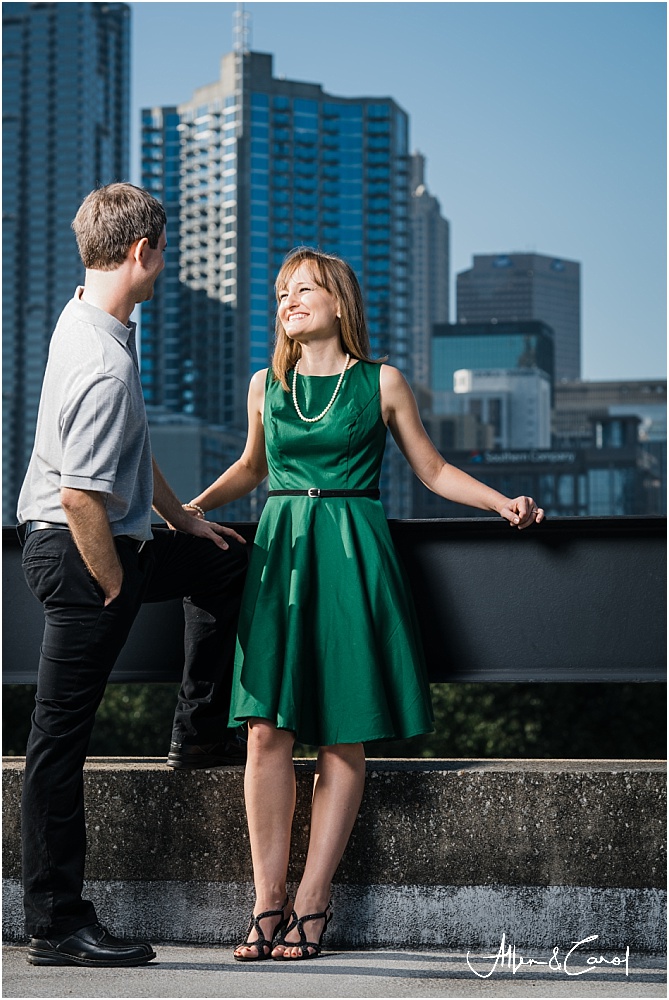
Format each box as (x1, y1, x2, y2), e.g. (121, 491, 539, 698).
(233, 2, 251, 53)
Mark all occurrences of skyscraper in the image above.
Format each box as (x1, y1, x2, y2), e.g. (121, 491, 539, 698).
(456, 253, 581, 382)
(140, 106, 183, 412)
(431, 321, 555, 398)
(2, 1, 130, 522)
(410, 152, 449, 390)
(141, 47, 413, 513)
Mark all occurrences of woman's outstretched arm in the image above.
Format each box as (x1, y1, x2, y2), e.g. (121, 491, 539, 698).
(187, 369, 270, 513)
(380, 365, 544, 529)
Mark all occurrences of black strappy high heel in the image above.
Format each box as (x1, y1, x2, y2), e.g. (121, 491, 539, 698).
(233, 896, 291, 962)
(272, 900, 333, 960)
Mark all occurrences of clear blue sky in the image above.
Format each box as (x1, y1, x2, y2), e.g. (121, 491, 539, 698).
(129, 1, 666, 382)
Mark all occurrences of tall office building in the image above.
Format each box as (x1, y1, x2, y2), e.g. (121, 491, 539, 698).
(2, 1, 130, 522)
(429, 320, 554, 454)
(140, 107, 183, 412)
(410, 152, 449, 390)
(142, 48, 413, 514)
(431, 321, 555, 399)
(456, 253, 581, 382)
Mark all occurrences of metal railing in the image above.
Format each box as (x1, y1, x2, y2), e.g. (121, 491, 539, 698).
(3, 516, 665, 685)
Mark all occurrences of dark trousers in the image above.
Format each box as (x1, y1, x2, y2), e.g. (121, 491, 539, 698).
(20, 526, 247, 937)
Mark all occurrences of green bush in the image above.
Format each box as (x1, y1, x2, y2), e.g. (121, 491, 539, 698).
(3, 683, 179, 758)
(3, 682, 665, 759)
(372, 683, 667, 759)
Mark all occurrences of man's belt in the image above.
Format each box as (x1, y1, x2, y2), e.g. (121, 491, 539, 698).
(21, 520, 147, 552)
(23, 520, 70, 537)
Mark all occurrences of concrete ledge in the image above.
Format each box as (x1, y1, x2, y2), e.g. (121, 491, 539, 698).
(3, 758, 666, 951)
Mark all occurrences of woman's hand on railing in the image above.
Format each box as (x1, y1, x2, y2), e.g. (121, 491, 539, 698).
(498, 496, 545, 530)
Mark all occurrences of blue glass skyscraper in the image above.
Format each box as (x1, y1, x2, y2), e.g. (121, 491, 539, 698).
(2, 1, 130, 522)
(140, 106, 183, 411)
(141, 48, 412, 513)
(432, 321, 555, 396)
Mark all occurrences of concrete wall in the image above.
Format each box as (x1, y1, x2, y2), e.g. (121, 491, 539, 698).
(3, 758, 666, 953)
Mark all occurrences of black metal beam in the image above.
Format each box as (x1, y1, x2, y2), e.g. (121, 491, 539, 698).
(3, 517, 665, 684)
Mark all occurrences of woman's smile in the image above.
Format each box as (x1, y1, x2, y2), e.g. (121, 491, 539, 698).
(277, 264, 340, 338)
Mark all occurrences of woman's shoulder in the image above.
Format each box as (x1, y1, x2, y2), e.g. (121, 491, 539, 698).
(248, 368, 271, 405)
(350, 360, 407, 389)
(353, 359, 400, 377)
(249, 367, 272, 389)
(378, 363, 408, 389)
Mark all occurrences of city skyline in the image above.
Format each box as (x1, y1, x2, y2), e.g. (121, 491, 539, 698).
(128, 1, 666, 383)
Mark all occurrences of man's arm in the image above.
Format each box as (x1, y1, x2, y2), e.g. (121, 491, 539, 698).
(60, 487, 123, 605)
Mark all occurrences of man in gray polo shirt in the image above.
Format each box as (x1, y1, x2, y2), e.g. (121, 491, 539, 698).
(17, 184, 248, 967)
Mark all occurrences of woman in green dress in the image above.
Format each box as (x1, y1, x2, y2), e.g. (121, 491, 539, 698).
(185, 248, 544, 961)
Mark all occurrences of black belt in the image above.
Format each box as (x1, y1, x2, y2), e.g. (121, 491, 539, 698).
(21, 520, 148, 552)
(267, 489, 380, 499)
(23, 520, 70, 536)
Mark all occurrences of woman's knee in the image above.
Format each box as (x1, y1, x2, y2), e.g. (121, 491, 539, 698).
(247, 719, 295, 755)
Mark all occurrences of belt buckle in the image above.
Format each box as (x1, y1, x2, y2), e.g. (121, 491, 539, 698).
(307, 488, 321, 498)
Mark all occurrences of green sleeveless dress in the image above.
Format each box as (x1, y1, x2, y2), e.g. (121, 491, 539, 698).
(228, 361, 434, 745)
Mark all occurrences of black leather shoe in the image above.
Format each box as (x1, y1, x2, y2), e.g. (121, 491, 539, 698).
(166, 729, 247, 769)
(27, 922, 156, 967)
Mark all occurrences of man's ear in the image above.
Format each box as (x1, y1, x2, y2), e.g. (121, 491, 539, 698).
(132, 237, 149, 264)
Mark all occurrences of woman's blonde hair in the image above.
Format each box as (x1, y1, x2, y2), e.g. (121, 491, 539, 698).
(271, 247, 383, 390)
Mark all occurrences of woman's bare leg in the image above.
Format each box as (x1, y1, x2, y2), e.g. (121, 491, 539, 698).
(273, 741, 366, 958)
(234, 720, 296, 959)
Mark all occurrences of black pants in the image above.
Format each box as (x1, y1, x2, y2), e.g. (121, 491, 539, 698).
(20, 526, 247, 937)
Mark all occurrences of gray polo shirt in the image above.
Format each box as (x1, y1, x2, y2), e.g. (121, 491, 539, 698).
(17, 289, 153, 540)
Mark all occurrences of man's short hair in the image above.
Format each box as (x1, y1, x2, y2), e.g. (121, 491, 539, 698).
(72, 183, 167, 270)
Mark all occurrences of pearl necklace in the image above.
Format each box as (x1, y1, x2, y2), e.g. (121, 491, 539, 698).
(291, 354, 351, 423)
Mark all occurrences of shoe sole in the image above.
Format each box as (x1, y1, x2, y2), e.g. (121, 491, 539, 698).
(27, 948, 157, 967)
(166, 756, 245, 769)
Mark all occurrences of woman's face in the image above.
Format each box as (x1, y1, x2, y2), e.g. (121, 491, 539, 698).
(277, 264, 340, 343)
